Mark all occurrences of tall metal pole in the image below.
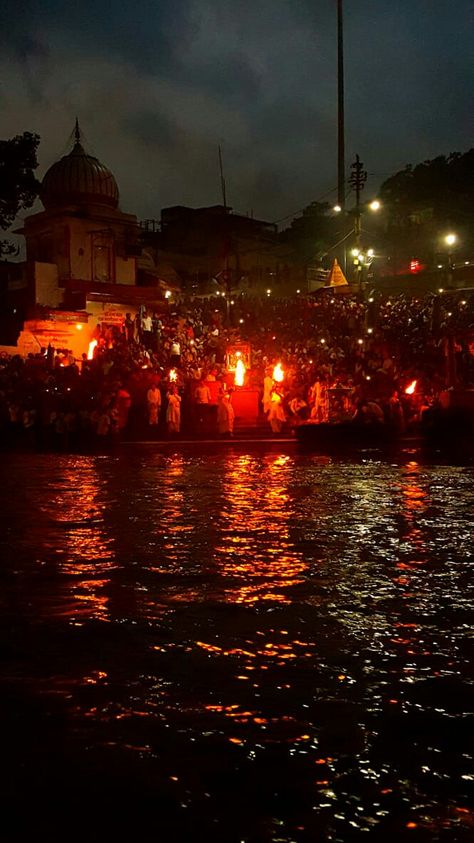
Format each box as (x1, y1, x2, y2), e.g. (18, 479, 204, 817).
(218, 145, 231, 321)
(337, 0, 345, 211)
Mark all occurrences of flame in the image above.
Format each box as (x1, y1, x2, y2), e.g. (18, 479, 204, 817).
(87, 339, 98, 360)
(234, 358, 246, 387)
(405, 379, 417, 395)
(273, 362, 284, 382)
(169, 368, 177, 382)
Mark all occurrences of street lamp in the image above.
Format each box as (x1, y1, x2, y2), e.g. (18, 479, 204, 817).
(349, 156, 382, 290)
(443, 232, 458, 286)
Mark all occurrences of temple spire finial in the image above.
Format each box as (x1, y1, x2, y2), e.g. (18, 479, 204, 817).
(74, 117, 80, 144)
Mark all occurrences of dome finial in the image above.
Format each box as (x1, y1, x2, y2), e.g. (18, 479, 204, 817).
(41, 124, 120, 210)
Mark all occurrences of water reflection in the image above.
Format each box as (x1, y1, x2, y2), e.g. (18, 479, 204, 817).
(35, 459, 115, 621)
(398, 460, 429, 557)
(152, 454, 187, 568)
(216, 454, 308, 603)
(389, 460, 430, 610)
(0, 452, 472, 842)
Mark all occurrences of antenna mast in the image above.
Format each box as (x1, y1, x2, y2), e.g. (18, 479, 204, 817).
(337, 0, 345, 210)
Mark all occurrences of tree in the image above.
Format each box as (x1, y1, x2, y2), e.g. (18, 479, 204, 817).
(380, 150, 474, 223)
(281, 201, 339, 264)
(378, 149, 474, 270)
(0, 131, 41, 255)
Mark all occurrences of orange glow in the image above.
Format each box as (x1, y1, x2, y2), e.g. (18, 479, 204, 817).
(87, 339, 98, 360)
(83, 670, 108, 684)
(169, 368, 177, 382)
(234, 358, 246, 386)
(48, 463, 114, 621)
(273, 362, 284, 382)
(214, 454, 308, 605)
(405, 379, 417, 394)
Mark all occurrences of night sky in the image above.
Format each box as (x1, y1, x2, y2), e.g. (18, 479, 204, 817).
(1, 0, 472, 224)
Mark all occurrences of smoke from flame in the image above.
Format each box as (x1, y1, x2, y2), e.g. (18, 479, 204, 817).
(234, 358, 246, 386)
(273, 362, 284, 382)
(87, 339, 98, 360)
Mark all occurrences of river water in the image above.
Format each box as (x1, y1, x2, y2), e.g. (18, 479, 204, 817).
(1, 448, 473, 842)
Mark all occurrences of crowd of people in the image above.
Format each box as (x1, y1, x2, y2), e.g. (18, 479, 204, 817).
(0, 288, 473, 449)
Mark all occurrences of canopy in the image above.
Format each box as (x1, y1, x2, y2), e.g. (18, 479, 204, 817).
(326, 258, 349, 287)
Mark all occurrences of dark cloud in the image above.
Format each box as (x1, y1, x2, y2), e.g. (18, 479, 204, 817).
(0, 0, 472, 224)
(0, 0, 192, 75)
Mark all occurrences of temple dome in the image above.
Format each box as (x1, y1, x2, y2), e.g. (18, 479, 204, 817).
(41, 124, 119, 210)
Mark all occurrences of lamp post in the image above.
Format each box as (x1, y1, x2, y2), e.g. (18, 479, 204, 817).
(349, 154, 367, 258)
(334, 155, 381, 293)
(444, 232, 457, 287)
(348, 156, 381, 293)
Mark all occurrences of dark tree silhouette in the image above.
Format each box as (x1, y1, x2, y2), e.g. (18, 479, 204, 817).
(380, 150, 474, 225)
(0, 131, 41, 255)
(378, 150, 474, 270)
(281, 201, 339, 264)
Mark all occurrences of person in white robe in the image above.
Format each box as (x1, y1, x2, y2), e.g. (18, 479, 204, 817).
(166, 385, 181, 434)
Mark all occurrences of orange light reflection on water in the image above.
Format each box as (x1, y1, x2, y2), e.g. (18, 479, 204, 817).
(216, 454, 308, 604)
(397, 461, 429, 568)
(385, 461, 433, 674)
(193, 456, 315, 741)
(40, 462, 116, 621)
